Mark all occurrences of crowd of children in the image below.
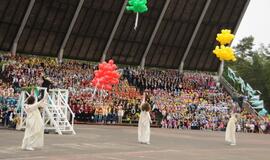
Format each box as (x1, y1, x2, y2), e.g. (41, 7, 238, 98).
(0, 53, 269, 133)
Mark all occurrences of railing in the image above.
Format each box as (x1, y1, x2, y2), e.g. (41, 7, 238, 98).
(244, 101, 264, 120)
(18, 91, 28, 129)
(220, 76, 239, 97)
(59, 93, 75, 132)
(49, 88, 76, 134)
(220, 76, 264, 119)
(46, 93, 62, 134)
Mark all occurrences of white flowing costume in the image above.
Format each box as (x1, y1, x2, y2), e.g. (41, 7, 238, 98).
(225, 114, 237, 145)
(138, 111, 151, 144)
(22, 98, 46, 150)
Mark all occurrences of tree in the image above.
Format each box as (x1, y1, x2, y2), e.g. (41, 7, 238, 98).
(233, 36, 255, 58)
(258, 44, 270, 57)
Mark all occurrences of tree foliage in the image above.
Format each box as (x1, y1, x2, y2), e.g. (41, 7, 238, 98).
(233, 36, 255, 58)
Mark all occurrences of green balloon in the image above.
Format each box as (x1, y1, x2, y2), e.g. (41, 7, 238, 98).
(126, 6, 135, 11)
(126, 0, 148, 13)
(128, 0, 137, 5)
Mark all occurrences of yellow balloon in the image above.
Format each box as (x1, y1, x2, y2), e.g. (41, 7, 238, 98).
(213, 45, 236, 61)
(216, 29, 235, 45)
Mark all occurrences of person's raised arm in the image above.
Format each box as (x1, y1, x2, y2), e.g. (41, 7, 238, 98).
(142, 92, 146, 104)
(139, 93, 146, 110)
(147, 112, 152, 124)
(36, 93, 48, 108)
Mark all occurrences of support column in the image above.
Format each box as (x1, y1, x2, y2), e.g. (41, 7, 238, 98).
(58, 0, 85, 63)
(218, 60, 224, 80)
(101, 0, 128, 62)
(10, 0, 36, 55)
(178, 0, 211, 73)
(218, 0, 250, 78)
(140, 0, 171, 69)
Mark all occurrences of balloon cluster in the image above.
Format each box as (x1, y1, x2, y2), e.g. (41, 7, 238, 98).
(213, 45, 236, 61)
(91, 60, 120, 91)
(126, 0, 148, 13)
(126, 0, 148, 30)
(213, 29, 236, 62)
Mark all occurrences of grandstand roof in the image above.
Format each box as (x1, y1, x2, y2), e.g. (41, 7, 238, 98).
(0, 0, 249, 71)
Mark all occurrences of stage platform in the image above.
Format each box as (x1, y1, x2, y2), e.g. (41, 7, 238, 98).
(0, 125, 269, 160)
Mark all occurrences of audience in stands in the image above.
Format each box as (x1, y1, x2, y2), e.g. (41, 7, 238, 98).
(0, 53, 269, 134)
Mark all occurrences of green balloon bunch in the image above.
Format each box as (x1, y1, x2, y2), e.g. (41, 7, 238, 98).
(22, 85, 39, 97)
(126, 0, 148, 13)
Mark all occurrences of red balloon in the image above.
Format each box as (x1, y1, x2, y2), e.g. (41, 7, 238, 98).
(108, 59, 114, 64)
(91, 79, 97, 85)
(98, 64, 104, 70)
(115, 72, 121, 78)
(102, 81, 108, 85)
(112, 64, 117, 70)
(98, 78, 105, 85)
(107, 79, 113, 85)
(106, 65, 113, 71)
(97, 85, 103, 89)
(99, 70, 106, 76)
(100, 62, 108, 70)
(94, 73, 100, 78)
(104, 85, 112, 91)
(95, 72, 102, 78)
(103, 75, 110, 80)
(108, 71, 115, 77)
(110, 71, 120, 79)
(111, 79, 119, 85)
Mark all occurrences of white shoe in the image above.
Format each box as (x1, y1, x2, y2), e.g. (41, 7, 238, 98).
(26, 147, 35, 151)
(230, 143, 236, 146)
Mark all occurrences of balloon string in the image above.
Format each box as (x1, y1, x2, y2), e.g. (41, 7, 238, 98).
(92, 79, 99, 99)
(92, 86, 97, 99)
(134, 12, 139, 30)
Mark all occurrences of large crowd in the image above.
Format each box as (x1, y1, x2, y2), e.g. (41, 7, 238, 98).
(0, 53, 269, 133)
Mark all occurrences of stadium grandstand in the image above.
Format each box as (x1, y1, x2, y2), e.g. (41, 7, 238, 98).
(1, 0, 270, 159)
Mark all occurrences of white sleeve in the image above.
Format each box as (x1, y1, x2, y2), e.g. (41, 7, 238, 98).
(139, 95, 146, 110)
(9, 113, 13, 121)
(25, 97, 47, 113)
(147, 112, 152, 123)
(37, 94, 48, 108)
(25, 103, 39, 113)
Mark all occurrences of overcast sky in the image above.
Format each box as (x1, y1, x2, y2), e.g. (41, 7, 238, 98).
(232, 0, 270, 47)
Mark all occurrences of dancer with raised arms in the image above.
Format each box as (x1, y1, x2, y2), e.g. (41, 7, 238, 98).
(22, 93, 48, 151)
(138, 93, 152, 144)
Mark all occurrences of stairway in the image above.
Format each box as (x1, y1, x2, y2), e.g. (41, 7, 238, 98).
(220, 75, 264, 119)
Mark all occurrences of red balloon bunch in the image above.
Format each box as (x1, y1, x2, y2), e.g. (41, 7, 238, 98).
(91, 59, 120, 91)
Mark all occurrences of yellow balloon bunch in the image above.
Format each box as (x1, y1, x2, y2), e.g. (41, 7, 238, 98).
(213, 45, 236, 61)
(216, 29, 235, 45)
(213, 29, 236, 62)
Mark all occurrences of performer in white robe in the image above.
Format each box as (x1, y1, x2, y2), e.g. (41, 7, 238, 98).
(225, 113, 237, 146)
(22, 94, 47, 151)
(138, 94, 152, 144)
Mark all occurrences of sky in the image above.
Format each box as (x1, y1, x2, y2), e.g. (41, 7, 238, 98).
(232, 0, 270, 48)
